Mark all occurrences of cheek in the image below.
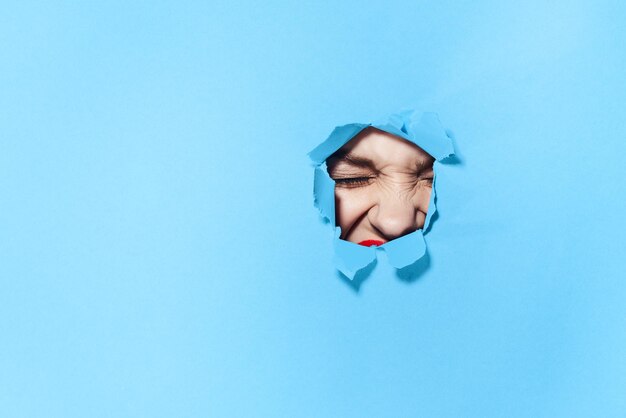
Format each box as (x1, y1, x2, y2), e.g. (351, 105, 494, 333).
(415, 186, 432, 212)
(334, 188, 374, 230)
(412, 187, 432, 229)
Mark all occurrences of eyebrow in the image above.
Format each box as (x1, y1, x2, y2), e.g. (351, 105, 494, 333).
(328, 151, 378, 171)
(329, 149, 435, 174)
(415, 156, 435, 174)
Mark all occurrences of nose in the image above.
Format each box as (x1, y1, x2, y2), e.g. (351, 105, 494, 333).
(368, 192, 421, 241)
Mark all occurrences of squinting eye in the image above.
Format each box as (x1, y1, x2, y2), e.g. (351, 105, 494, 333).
(419, 176, 434, 186)
(333, 176, 372, 188)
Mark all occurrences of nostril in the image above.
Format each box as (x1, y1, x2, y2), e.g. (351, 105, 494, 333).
(376, 222, 417, 240)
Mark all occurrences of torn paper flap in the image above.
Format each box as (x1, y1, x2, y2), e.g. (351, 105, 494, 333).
(313, 166, 335, 225)
(332, 228, 377, 280)
(380, 230, 426, 269)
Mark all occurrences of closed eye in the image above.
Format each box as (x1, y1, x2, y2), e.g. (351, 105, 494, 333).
(418, 175, 434, 187)
(333, 176, 373, 188)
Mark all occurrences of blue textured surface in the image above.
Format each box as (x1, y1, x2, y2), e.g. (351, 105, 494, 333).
(1, 1, 626, 417)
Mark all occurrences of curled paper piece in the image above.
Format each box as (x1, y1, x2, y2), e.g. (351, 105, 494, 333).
(309, 110, 455, 280)
(313, 166, 335, 225)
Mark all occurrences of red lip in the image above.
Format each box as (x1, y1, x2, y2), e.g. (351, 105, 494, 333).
(358, 239, 386, 247)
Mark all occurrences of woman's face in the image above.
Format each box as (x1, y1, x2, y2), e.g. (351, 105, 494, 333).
(327, 127, 435, 246)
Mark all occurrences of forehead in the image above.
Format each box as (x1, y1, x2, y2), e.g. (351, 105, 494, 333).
(337, 128, 432, 167)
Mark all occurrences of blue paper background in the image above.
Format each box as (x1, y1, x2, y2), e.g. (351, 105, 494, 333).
(2, 1, 625, 417)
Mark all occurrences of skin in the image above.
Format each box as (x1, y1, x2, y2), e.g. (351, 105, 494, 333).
(326, 127, 434, 245)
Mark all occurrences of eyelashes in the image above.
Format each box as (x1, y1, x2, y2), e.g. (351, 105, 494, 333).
(333, 176, 373, 188)
(333, 174, 434, 189)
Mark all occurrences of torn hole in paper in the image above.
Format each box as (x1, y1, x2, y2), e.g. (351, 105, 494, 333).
(309, 110, 455, 281)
